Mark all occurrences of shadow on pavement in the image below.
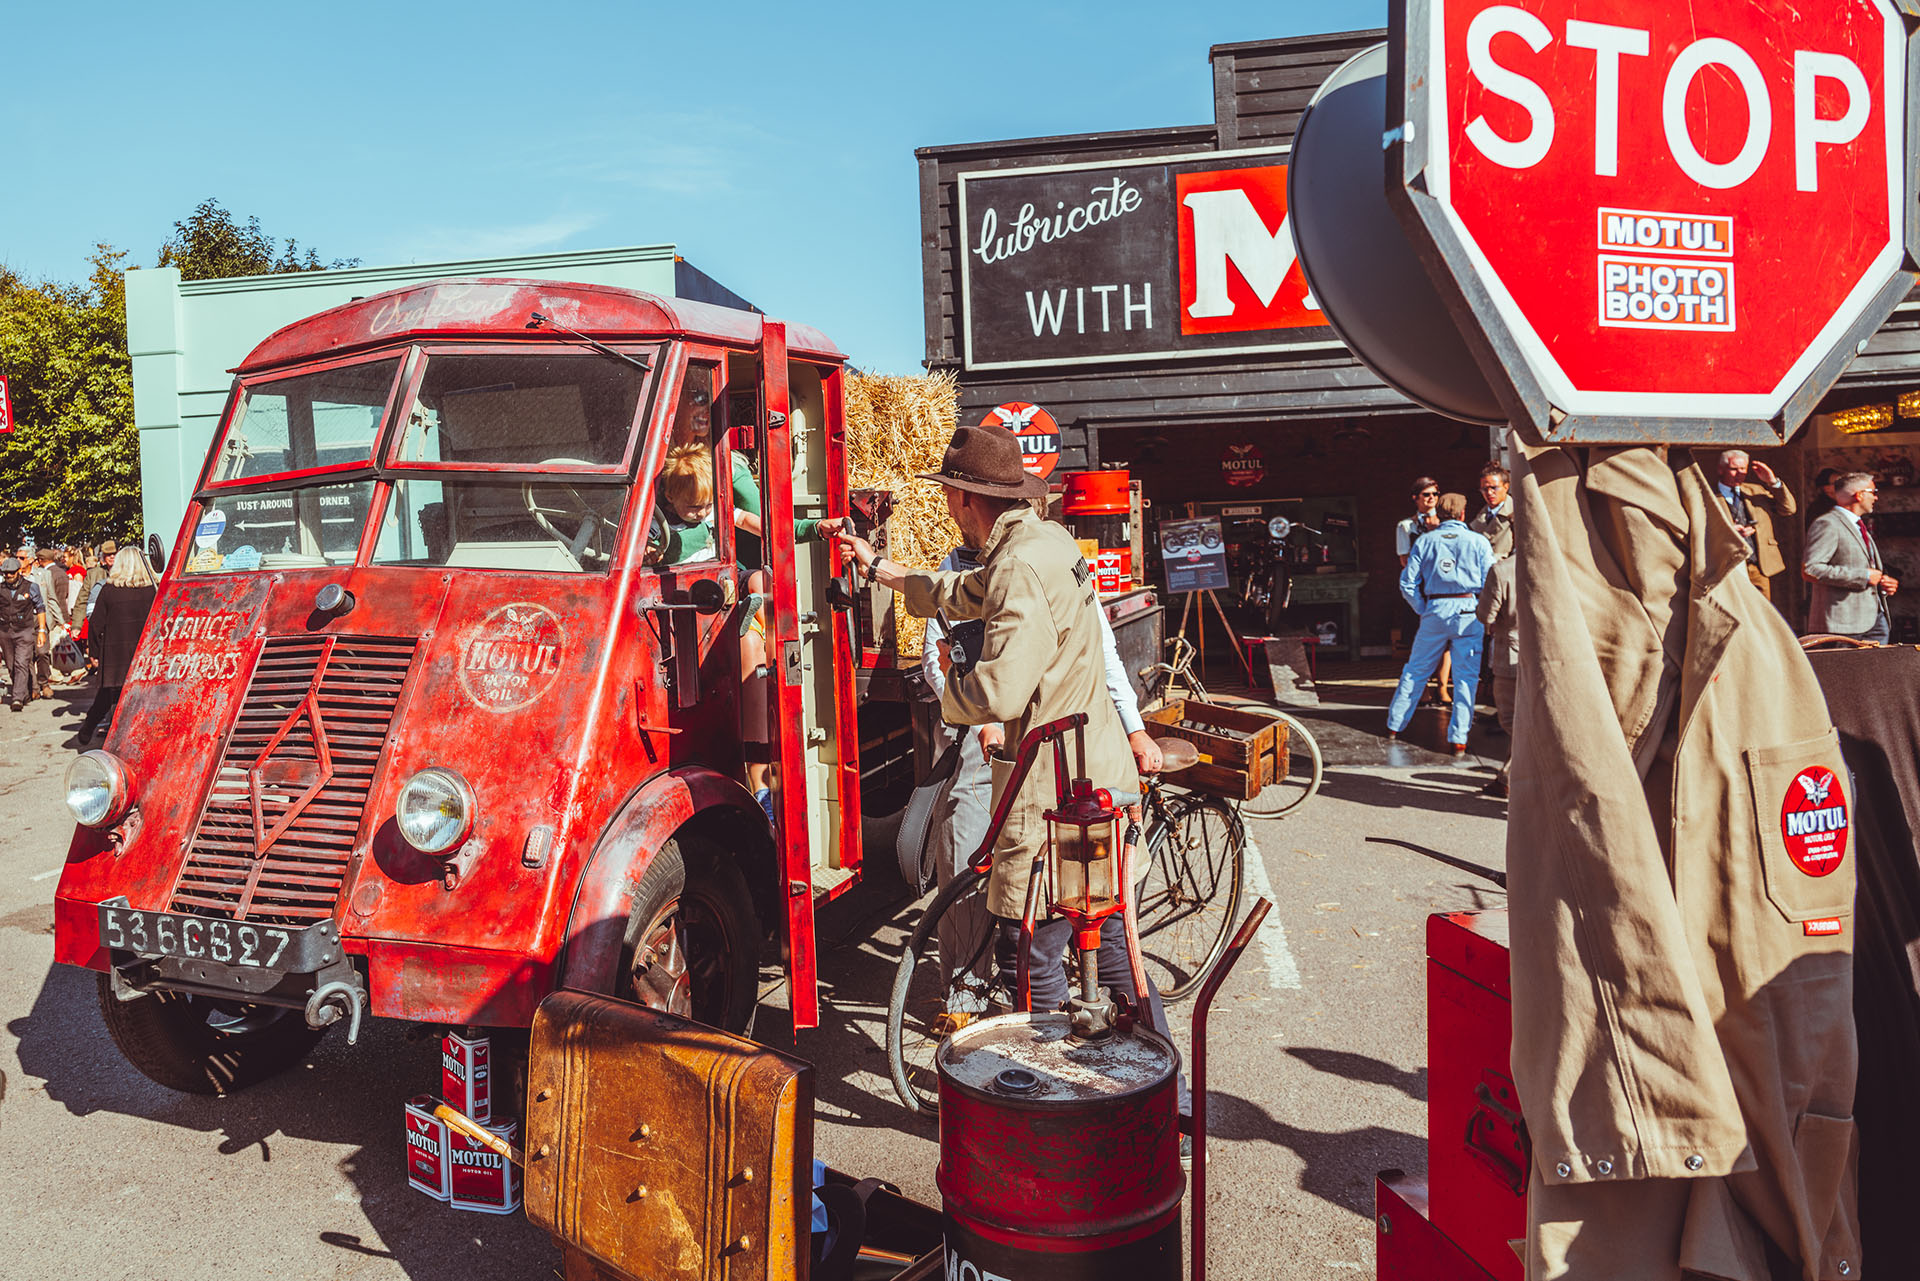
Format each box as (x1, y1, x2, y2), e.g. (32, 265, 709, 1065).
(1285, 1047, 1427, 1102)
(8, 961, 556, 1279)
(1205, 1087, 1424, 1217)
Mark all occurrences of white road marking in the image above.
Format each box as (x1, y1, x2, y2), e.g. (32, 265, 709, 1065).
(29, 868, 62, 882)
(1241, 837, 1302, 991)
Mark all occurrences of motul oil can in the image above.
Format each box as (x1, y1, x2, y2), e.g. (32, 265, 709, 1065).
(404, 1094, 451, 1201)
(937, 1011, 1183, 1279)
(449, 1118, 520, 1215)
(441, 1028, 492, 1123)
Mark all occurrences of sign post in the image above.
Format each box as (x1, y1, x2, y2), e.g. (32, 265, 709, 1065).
(1386, 0, 1919, 444)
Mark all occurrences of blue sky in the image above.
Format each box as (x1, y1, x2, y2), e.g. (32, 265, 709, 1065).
(1, 2, 1383, 374)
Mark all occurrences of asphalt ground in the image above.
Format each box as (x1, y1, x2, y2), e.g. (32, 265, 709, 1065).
(0, 669, 1509, 1280)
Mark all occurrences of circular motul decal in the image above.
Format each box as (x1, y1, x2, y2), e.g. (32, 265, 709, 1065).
(1780, 766, 1848, 877)
(1222, 442, 1266, 488)
(983, 402, 1061, 479)
(458, 603, 565, 712)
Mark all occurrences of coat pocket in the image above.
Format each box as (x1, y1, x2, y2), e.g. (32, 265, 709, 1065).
(1790, 1111, 1860, 1277)
(1745, 730, 1854, 923)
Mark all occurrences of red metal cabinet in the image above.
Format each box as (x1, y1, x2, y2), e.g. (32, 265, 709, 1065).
(1424, 911, 1525, 1281)
(1376, 1174, 1500, 1281)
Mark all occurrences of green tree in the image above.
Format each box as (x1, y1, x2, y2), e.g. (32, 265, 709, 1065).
(158, 197, 359, 281)
(0, 246, 141, 547)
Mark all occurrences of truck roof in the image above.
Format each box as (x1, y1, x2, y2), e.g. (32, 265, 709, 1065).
(235, 277, 846, 373)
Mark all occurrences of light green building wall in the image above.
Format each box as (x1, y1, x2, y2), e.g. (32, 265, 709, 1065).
(125, 244, 714, 548)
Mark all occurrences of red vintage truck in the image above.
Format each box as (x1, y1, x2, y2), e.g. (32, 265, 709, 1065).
(52, 278, 873, 1091)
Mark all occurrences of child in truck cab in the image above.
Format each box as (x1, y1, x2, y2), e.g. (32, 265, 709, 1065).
(648, 444, 720, 566)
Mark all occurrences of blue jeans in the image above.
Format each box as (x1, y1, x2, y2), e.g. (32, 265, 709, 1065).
(1387, 607, 1485, 744)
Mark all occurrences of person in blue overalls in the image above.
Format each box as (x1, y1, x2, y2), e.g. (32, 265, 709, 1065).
(1386, 492, 1496, 755)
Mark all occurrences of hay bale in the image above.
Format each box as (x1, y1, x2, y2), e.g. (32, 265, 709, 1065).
(845, 372, 963, 658)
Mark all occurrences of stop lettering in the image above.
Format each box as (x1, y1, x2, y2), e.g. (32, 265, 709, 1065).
(1399, 0, 1909, 427)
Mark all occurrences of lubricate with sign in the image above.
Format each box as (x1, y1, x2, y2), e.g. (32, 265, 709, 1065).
(0, 374, 12, 433)
(982, 402, 1062, 479)
(1780, 765, 1848, 878)
(1391, 0, 1915, 440)
(957, 149, 1334, 369)
(459, 603, 566, 712)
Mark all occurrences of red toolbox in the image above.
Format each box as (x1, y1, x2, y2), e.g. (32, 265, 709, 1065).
(1377, 1173, 1500, 1281)
(1379, 910, 1527, 1281)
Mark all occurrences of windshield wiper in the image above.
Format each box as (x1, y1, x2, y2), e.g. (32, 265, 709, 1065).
(526, 312, 652, 375)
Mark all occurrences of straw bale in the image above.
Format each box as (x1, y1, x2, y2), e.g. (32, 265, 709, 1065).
(844, 372, 963, 658)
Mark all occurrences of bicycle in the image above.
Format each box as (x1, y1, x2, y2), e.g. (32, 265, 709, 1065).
(1142, 635, 1325, 820)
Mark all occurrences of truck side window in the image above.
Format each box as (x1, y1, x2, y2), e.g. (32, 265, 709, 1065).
(650, 365, 727, 567)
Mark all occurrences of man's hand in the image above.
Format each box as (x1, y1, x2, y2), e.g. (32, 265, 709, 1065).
(1129, 729, 1163, 776)
(1882, 574, 1900, 596)
(1749, 459, 1780, 488)
(978, 724, 1006, 754)
(814, 516, 847, 540)
(834, 531, 874, 572)
(1870, 569, 1886, 588)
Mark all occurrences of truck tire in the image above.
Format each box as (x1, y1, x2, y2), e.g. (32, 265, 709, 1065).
(619, 836, 760, 1034)
(94, 974, 328, 1095)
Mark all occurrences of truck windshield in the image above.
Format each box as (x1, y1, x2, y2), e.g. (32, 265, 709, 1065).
(209, 358, 404, 484)
(390, 349, 653, 471)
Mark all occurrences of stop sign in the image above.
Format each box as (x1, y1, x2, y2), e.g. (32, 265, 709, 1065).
(1389, 0, 1916, 443)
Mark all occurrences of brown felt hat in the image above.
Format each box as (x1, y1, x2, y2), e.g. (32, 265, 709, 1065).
(919, 423, 1047, 499)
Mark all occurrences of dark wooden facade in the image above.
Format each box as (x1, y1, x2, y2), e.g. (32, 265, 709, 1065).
(915, 28, 1920, 647)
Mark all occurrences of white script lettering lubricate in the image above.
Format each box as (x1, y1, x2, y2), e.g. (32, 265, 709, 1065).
(974, 179, 1145, 266)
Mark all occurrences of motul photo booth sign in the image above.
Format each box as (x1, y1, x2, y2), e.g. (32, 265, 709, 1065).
(956, 148, 1340, 369)
(1389, 0, 1918, 443)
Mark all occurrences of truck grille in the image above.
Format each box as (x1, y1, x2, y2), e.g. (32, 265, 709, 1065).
(168, 634, 417, 926)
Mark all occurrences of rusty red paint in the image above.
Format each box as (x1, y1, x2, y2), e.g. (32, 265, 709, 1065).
(53, 278, 859, 1036)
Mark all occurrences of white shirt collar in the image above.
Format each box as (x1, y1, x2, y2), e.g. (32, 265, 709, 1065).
(1835, 505, 1863, 529)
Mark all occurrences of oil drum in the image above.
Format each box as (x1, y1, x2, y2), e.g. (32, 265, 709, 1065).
(937, 1011, 1183, 1279)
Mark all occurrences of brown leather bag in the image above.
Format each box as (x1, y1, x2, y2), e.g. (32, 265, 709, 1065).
(524, 991, 814, 1281)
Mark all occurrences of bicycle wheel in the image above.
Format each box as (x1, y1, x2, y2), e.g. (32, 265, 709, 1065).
(1241, 711, 1325, 818)
(886, 863, 994, 1116)
(1136, 793, 1245, 1001)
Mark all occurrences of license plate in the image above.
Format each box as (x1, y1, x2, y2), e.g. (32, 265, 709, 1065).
(98, 903, 307, 970)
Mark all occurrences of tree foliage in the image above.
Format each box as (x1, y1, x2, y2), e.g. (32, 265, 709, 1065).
(0, 246, 141, 546)
(158, 198, 359, 281)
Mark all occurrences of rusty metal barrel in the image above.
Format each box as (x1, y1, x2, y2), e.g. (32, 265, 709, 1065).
(937, 1011, 1184, 1279)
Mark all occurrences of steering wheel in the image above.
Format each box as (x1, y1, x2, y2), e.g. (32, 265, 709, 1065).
(523, 460, 625, 566)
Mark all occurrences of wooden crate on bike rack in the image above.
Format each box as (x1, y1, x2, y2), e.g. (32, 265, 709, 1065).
(1142, 700, 1288, 802)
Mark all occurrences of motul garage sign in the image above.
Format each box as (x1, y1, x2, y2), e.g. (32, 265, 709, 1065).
(1389, 0, 1918, 443)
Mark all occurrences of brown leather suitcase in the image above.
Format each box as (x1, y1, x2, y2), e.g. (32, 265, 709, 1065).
(524, 990, 813, 1281)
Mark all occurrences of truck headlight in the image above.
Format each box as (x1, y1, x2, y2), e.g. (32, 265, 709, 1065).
(66, 750, 133, 828)
(396, 767, 475, 854)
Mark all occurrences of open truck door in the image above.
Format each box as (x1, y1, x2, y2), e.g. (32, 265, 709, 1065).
(757, 323, 862, 1029)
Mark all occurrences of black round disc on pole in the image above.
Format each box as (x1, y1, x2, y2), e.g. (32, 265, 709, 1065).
(1288, 43, 1505, 427)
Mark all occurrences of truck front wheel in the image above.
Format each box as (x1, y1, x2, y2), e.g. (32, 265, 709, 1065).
(619, 837, 760, 1034)
(94, 975, 328, 1095)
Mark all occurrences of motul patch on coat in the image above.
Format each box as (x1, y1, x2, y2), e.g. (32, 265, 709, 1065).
(1780, 767, 1848, 878)
(1804, 918, 1844, 937)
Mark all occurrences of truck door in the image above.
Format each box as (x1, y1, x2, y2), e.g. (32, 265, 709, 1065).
(757, 324, 817, 1027)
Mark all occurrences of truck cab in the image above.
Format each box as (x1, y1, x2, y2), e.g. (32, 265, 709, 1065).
(52, 278, 862, 1092)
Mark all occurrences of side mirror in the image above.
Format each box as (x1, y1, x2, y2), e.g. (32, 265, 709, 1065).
(689, 576, 731, 616)
(147, 534, 166, 575)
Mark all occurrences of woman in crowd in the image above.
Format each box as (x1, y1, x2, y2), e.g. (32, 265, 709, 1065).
(71, 546, 157, 747)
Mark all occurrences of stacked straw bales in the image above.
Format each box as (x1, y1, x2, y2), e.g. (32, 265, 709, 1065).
(844, 372, 963, 658)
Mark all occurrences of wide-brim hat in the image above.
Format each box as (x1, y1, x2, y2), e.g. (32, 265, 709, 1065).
(919, 423, 1048, 499)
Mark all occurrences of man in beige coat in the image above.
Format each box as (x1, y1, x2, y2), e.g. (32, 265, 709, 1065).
(1511, 445, 1856, 1281)
(836, 423, 1143, 992)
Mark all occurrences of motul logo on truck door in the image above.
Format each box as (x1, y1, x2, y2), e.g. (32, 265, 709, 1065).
(1177, 165, 1325, 335)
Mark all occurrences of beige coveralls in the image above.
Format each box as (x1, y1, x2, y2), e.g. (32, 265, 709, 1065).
(1510, 446, 1857, 1281)
(901, 506, 1140, 918)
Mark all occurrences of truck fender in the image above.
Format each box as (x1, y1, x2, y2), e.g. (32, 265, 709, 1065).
(555, 766, 763, 994)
